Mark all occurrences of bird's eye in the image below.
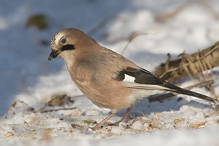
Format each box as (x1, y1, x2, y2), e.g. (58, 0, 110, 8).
(61, 37, 67, 44)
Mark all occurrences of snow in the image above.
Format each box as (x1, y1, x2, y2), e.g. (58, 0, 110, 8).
(0, 0, 219, 145)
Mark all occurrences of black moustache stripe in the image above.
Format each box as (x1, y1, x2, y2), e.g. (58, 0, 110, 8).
(61, 44, 75, 51)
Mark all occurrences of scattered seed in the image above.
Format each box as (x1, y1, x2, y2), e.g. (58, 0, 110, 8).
(173, 119, 182, 124)
(4, 132, 14, 137)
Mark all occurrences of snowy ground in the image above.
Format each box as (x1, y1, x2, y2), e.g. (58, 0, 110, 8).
(0, 0, 219, 145)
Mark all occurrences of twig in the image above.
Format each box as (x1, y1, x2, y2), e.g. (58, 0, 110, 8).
(133, 109, 157, 129)
(87, 15, 117, 36)
(120, 32, 147, 55)
(196, 0, 219, 19)
(133, 109, 154, 123)
(36, 94, 84, 113)
(36, 107, 77, 113)
(155, 3, 189, 22)
(158, 43, 219, 79)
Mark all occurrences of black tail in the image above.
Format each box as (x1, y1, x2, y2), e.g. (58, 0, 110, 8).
(163, 82, 218, 104)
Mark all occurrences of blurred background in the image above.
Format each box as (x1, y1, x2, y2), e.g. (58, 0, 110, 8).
(0, 0, 219, 116)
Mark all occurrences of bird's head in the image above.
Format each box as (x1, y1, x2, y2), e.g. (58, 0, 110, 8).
(48, 28, 85, 61)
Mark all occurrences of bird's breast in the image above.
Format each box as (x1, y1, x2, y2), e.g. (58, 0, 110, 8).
(67, 61, 135, 111)
(73, 77, 133, 111)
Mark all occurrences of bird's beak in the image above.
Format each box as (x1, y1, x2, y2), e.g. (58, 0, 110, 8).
(48, 49, 60, 60)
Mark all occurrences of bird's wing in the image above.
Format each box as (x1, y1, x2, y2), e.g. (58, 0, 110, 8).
(115, 67, 217, 104)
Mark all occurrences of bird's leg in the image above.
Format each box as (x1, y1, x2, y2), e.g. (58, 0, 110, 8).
(93, 112, 117, 130)
(121, 106, 133, 123)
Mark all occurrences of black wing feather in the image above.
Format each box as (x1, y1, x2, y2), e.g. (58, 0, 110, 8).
(124, 68, 163, 85)
(115, 67, 217, 104)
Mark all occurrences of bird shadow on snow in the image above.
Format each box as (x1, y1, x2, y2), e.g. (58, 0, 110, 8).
(117, 97, 214, 120)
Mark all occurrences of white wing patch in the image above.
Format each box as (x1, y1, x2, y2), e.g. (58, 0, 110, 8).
(123, 74, 135, 82)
